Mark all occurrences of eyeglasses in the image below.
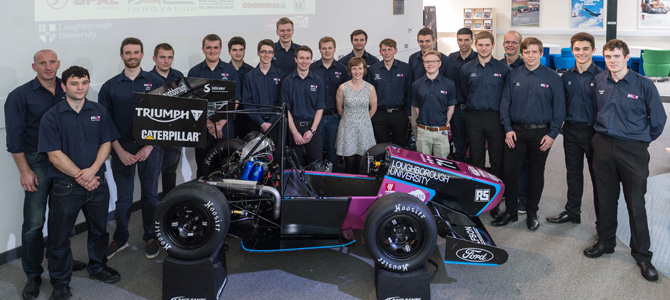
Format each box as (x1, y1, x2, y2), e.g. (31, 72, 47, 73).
(423, 60, 440, 65)
(503, 41, 520, 45)
(259, 50, 274, 55)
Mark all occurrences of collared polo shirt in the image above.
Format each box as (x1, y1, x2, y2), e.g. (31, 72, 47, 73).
(593, 69, 667, 142)
(408, 50, 455, 82)
(562, 63, 604, 125)
(449, 50, 478, 69)
(187, 59, 241, 100)
(149, 66, 184, 83)
(242, 65, 285, 126)
(234, 61, 254, 97)
(500, 65, 566, 139)
(500, 56, 524, 69)
(273, 41, 300, 76)
(309, 59, 349, 111)
(369, 59, 412, 116)
(98, 70, 164, 140)
(281, 70, 326, 122)
(339, 50, 380, 70)
(411, 74, 457, 126)
(458, 57, 511, 111)
(38, 100, 117, 180)
(5, 77, 65, 153)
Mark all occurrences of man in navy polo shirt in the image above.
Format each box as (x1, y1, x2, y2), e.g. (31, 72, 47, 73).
(369, 38, 412, 147)
(229, 36, 254, 139)
(188, 34, 241, 177)
(39, 66, 120, 300)
(99, 37, 165, 260)
(274, 17, 300, 76)
(458, 31, 509, 184)
(501, 30, 524, 69)
(547, 32, 603, 225)
(449, 27, 478, 163)
(495, 37, 565, 231)
(584, 39, 666, 282)
(339, 29, 380, 82)
(310, 36, 349, 171)
(281, 46, 326, 166)
(242, 39, 285, 151)
(411, 50, 456, 159)
(150, 43, 184, 197)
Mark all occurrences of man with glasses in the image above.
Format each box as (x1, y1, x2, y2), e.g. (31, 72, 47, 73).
(501, 30, 524, 69)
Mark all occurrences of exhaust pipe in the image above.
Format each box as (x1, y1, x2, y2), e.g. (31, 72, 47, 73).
(201, 179, 282, 219)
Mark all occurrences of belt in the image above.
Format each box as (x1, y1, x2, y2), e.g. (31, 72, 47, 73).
(458, 104, 467, 109)
(380, 106, 405, 113)
(513, 123, 549, 129)
(418, 123, 449, 131)
(323, 109, 338, 115)
(296, 120, 312, 127)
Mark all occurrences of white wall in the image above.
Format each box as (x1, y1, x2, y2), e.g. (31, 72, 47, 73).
(0, 0, 422, 255)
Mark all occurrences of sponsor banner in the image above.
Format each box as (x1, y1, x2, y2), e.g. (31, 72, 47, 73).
(133, 93, 207, 147)
(35, 0, 316, 22)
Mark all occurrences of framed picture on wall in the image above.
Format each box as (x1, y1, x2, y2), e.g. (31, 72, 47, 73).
(394, 0, 404, 15)
(571, 0, 603, 28)
(511, 0, 540, 27)
(639, 0, 670, 29)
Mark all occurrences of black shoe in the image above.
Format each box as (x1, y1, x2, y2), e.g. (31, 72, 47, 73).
(546, 211, 581, 224)
(583, 241, 614, 258)
(90, 266, 121, 283)
(491, 212, 518, 226)
(527, 215, 540, 231)
(22, 276, 41, 300)
(49, 283, 71, 300)
(638, 262, 659, 281)
(489, 206, 503, 218)
(72, 260, 87, 272)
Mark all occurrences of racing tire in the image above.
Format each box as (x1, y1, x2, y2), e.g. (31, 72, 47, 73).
(364, 193, 437, 272)
(359, 143, 399, 175)
(202, 138, 244, 178)
(154, 182, 230, 260)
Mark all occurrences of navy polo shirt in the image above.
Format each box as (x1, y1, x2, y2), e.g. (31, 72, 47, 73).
(449, 50, 478, 69)
(5, 77, 65, 153)
(593, 69, 667, 143)
(408, 50, 455, 82)
(369, 59, 412, 116)
(411, 74, 457, 126)
(458, 57, 511, 111)
(38, 100, 117, 180)
(187, 59, 241, 100)
(500, 56, 524, 69)
(242, 65, 286, 126)
(309, 59, 349, 111)
(500, 65, 566, 139)
(273, 41, 300, 76)
(562, 63, 604, 125)
(281, 70, 326, 122)
(339, 50, 380, 70)
(98, 70, 165, 140)
(149, 66, 184, 83)
(234, 61, 254, 97)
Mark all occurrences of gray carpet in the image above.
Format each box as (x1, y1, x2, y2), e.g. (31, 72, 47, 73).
(1, 104, 669, 300)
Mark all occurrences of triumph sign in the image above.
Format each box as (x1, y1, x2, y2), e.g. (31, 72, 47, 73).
(133, 93, 207, 148)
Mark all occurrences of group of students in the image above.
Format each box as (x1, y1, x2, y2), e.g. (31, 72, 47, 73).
(4, 16, 667, 300)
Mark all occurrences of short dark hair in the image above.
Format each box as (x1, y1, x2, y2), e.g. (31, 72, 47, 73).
(520, 37, 543, 54)
(257, 39, 274, 52)
(570, 32, 595, 50)
(153, 43, 174, 57)
(120, 37, 143, 54)
(417, 27, 435, 39)
(457, 27, 473, 39)
(602, 39, 630, 57)
(228, 36, 246, 51)
(202, 34, 222, 48)
(347, 57, 368, 75)
(295, 45, 313, 58)
(475, 31, 494, 44)
(61, 66, 90, 85)
(350, 29, 368, 41)
(379, 38, 397, 49)
(318, 36, 336, 49)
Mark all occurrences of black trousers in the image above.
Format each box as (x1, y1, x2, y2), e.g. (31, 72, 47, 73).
(562, 122, 598, 219)
(464, 110, 505, 178)
(289, 121, 322, 166)
(450, 105, 467, 162)
(592, 133, 652, 263)
(372, 108, 409, 146)
(502, 126, 551, 216)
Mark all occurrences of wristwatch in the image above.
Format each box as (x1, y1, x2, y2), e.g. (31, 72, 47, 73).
(310, 129, 316, 135)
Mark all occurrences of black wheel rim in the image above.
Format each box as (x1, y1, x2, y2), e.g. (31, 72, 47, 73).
(375, 213, 425, 260)
(163, 201, 216, 250)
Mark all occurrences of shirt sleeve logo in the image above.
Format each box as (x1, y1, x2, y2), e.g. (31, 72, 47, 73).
(627, 94, 639, 100)
(440, 90, 448, 94)
(540, 83, 549, 88)
(91, 116, 100, 122)
(493, 73, 502, 77)
(396, 73, 404, 77)
(310, 85, 318, 91)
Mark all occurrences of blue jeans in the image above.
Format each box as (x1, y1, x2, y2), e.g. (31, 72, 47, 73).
(451, 105, 467, 162)
(159, 146, 182, 195)
(320, 113, 341, 172)
(22, 152, 50, 278)
(110, 140, 160, 243)
(47, 176, 110, 285)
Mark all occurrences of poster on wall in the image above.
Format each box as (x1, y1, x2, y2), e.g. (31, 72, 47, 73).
(571, 0, 604, 28)
(639, 0, 670, 29)
(511, 0, 540, 26)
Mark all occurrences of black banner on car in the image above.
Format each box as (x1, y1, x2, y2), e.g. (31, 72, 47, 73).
(133, 93, 207, 148)
(147, 77, 237, 119)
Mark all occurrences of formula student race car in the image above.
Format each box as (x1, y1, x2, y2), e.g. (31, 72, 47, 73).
(137, 77, 508, 275)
